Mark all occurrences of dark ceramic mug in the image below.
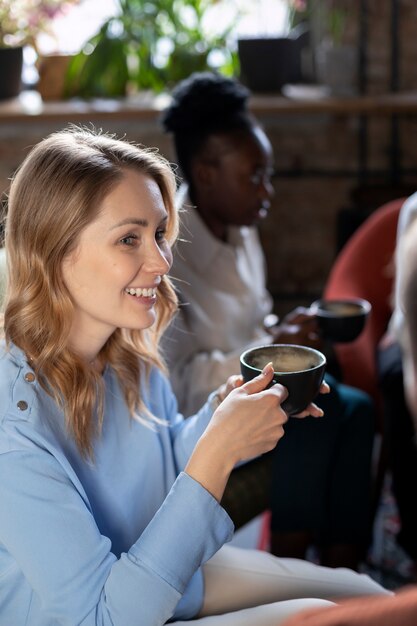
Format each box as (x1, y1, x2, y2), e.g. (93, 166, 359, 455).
(310, 298, 371, 343)
(240, 344, 326, 415)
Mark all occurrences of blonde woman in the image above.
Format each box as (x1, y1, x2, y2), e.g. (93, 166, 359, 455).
(0, 127, 388, 626)
(0, 246, 6, 309)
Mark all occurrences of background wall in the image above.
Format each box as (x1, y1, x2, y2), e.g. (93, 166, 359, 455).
(2, 1, 417, 319)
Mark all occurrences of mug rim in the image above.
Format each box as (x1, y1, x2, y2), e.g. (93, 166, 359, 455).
(310, 297, 371, 318)
(240, 343, 326, 376)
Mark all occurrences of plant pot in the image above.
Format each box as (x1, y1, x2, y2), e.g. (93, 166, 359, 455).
(237, 37, 300, 93)
(315, 41, 358, 96)
(0, 46, 23, 100)
(37, 54, 73, 101)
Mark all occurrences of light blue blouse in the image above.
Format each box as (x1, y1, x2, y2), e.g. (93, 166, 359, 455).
(0, 342, 233, 625)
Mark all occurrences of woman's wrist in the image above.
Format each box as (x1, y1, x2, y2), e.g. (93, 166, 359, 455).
(185, 432, 234, 502)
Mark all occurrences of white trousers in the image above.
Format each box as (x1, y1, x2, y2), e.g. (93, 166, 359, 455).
(172, 545, 391, 626)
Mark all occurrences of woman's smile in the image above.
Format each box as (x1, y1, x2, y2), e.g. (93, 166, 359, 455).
(124, 285, 158, 305)
(125, 283, 159, 298)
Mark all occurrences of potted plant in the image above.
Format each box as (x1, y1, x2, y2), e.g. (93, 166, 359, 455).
(64, 0, 239, 98)
(237, 0, 310, 93)
(0, 0, 79, 100)
(312, 0, 357, 95)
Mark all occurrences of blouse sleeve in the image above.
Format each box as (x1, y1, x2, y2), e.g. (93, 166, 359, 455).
(0, 444, 233, 625)
(151, 367, 224, 472)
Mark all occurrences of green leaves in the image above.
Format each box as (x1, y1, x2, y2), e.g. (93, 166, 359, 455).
(65, 27, 129, 97)
(64, 0, 240, 98)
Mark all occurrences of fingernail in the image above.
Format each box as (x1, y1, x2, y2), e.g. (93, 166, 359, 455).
(262, 361, 274, 375)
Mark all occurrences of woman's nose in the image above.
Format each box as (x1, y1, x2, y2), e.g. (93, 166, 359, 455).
(259, 177, 275, 201)
(146, 241, 172, 275)
(265, 175, 275, 197)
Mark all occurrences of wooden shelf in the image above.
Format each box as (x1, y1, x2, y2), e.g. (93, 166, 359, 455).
(0, 91, 171, 124)
(249, 91, 417, 115)
(3, 90, 417, 124)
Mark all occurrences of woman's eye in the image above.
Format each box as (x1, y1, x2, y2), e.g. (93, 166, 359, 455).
(249, 167, 275, 187)
(249, 173, 262, 186)
(120, 235, 138, 246)
(156, 228, 167, 243)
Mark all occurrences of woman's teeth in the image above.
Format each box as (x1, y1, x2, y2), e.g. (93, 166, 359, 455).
(125, 287, 157, 298)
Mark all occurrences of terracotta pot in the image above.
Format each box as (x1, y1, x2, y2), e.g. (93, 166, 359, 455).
(0, 46, 23, 100)
(37, 54, 73, 101)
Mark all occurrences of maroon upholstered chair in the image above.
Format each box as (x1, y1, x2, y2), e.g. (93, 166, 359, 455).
(323, 198, 404, 413)
(323, 198, 405, 517)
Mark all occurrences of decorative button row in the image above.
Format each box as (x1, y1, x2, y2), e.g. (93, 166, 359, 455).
(17, 372, 36, 410)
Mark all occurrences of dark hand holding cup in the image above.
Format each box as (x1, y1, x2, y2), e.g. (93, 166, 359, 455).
(271, 307, 322, 350)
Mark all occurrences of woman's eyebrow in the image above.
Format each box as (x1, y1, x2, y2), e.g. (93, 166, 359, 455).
(110, 218, 148, 230)
(110, 214, 168, 230)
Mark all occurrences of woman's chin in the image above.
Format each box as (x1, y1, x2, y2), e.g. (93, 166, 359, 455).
(123, 310, 157, 332)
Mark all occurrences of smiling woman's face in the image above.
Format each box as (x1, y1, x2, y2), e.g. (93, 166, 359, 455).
(62, 169, 173, 361)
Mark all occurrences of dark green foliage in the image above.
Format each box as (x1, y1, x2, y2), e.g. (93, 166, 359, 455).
(64, 0, 239, 98)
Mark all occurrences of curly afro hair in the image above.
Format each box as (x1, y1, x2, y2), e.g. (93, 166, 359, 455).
(161, 71, 250, 135)
(161, 72, 255, 183)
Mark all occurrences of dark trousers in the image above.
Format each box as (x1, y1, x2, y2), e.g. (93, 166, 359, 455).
(377, 341, 417, 560)
(222, 374, 375, 548)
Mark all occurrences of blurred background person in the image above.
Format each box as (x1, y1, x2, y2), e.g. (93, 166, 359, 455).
(161, 71, 376, 570)
(377, 191, 417, 576)
(281, 199, 417, 626)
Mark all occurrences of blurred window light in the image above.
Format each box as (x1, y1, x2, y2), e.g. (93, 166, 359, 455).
(37, 0, 288, 55)
(37, 0, 119, 54)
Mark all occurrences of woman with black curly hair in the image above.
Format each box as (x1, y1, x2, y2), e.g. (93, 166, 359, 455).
(162, 72, 377, 571)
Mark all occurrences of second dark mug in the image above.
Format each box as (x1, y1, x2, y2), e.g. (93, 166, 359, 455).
(311, 298, 371, 343)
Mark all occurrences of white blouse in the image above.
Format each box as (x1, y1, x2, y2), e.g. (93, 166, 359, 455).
(163, 188, 273, 416)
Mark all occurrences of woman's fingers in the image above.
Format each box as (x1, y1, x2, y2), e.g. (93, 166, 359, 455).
(224, 374, 244, 397)
(240, 362, 274, 393)
(292, 402, 324, 419)
(282, 306, 312, 324)
(320, 380, 331, 394)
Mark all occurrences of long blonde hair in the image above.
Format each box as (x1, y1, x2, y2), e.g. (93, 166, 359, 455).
(3, 126, 178, 457)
